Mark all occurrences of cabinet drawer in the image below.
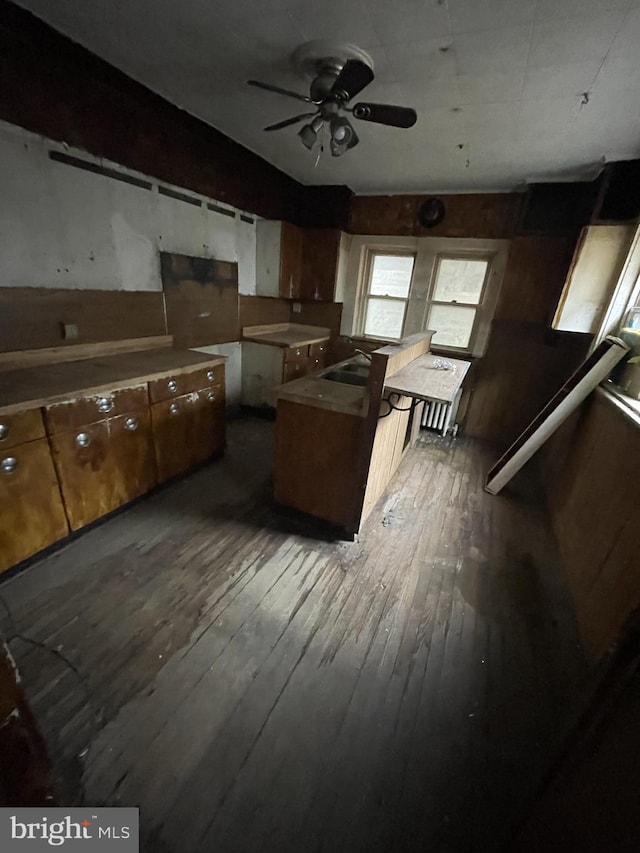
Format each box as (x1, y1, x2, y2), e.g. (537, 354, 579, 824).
(309, 353, 326, 372)
(50, 410, 157, 531)
(148, 365, 224, 403)
(282, 358, 312, 384)
(0, 439, 69, 573)
(309, 341, 329, 359)
(0, 408, 46, 449)
(44, 384, 148, 434)
(283, 345, 310, 364)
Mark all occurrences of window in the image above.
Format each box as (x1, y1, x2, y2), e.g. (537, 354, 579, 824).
(349, 236, 508, 356)
(427, 256, 489, 350)
(362, 253, 415, 340)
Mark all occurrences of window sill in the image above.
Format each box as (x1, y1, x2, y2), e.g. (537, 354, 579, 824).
(598, 382, 640, 428)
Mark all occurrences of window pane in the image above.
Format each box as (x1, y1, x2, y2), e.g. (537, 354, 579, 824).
(370, 255, 414, 298)
(433, 258, 488, 304)
(428, 305, 477, 349)
(364, 298, 406, 339)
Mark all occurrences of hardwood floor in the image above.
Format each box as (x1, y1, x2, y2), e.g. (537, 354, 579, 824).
(0, 418, 590, 852)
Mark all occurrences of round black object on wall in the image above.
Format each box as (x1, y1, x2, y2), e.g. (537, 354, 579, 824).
(418, 197, 445, 229)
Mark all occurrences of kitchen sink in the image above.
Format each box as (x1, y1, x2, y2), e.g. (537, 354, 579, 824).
(340, 363, 370, 376)
(321, 370, 369, 387)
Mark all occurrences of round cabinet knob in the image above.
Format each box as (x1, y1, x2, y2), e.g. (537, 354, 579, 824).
(0, 423, 8, 441)
(206, 370, 215, 382)
(75, 432, 91, 448)
(169, 403, 179, 416)
(124, 416, 138, 432)
(1, 456, 17, 474)
(167, 380, 178, 394)
(206, 390, 215, 402)
(97, 397, 114, 413)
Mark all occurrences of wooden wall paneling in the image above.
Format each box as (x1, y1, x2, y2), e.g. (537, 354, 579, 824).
(348, 193, 522, 238)
(494, 236, 576, 325)
(541, 395, 640, 658)
(0, 1, 299, 220)
(290, 302, 343, 336)
(463, 322, 591, 445)
(0, 438, 69, 572)
(361, 398, 411, 522)
(294, 184, 353, 229)
(160, 253, 239, 347)
(0, 288, 167, 353)
(239, 296, 290, 328)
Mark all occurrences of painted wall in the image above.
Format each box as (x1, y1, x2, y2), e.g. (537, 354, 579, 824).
(0, 119, 256, 404)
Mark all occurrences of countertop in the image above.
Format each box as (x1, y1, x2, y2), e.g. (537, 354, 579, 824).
(276, 373, 368, 417)
(384, 354, 471, 404)
(242, 323, 331, 348)
(0, 348, 227, 415)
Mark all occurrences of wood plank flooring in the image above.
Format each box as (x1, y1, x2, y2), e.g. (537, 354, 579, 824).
(0, 417, 590, 852)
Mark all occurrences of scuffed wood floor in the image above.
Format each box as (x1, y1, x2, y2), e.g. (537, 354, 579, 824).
(1, 418, 589, 852)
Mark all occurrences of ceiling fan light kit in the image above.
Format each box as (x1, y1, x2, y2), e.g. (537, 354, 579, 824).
(248, 41, 417, 158)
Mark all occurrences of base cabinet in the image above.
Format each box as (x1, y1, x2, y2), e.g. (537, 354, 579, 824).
(241, 341, 328, 408)
(151, 387, 225, 483)
(50, 409, 157, 530)
(0, 438, 69, 572)
(0, 362, 226, 572)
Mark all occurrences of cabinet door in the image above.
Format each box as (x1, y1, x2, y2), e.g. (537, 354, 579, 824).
(50, 410, 157, 531)
(151, 388, 225, 483)
(279, 222, 303, 298)
(0, 439, 69, 573)
(300, 228, 341, 301)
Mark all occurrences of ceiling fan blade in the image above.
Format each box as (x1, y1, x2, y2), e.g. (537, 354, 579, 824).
(352, 102, 417, 128)
(330, 59, 374, 101)
(264, 113, 317, 131)
(247, 79, 313, 104)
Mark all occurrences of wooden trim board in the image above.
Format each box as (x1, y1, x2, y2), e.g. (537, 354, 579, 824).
(485, 336, 630, 495)
(0, 336, 173, 371)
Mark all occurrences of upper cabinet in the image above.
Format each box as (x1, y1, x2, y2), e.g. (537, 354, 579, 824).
(256, 220, 345, 302)
(552, 225, 636, 334)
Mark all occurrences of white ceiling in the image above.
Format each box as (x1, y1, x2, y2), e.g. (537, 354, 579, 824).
(15, 0, 640, 193)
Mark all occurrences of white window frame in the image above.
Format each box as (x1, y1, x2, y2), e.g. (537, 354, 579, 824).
(347, 236, 509, 357)
(357, 249, 417, 342)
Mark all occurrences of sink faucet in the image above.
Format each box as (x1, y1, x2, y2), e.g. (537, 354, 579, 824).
(354, 348, 372, 362)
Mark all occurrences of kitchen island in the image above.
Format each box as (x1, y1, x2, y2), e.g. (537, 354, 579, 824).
(274, 331, 462, 536)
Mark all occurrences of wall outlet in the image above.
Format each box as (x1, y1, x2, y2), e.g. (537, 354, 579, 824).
(61, 322, 79, 340)
(292, 302, 302, 313)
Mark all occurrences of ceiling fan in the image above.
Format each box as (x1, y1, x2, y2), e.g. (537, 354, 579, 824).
(247, 43, 417, 157)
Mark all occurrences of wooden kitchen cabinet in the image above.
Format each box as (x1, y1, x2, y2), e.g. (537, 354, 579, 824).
(0, 438, 69, 573)
(256, 221, 344, 302)
(50, 409, 157, 530)
(151, 385, 225, 483)
(300, 228, 343, 301)
(255, 220, 303, 299)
